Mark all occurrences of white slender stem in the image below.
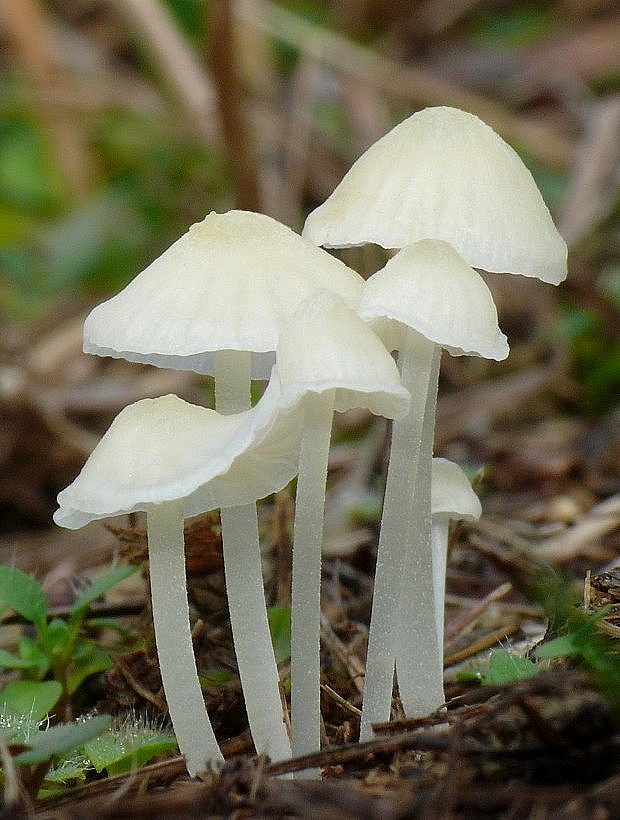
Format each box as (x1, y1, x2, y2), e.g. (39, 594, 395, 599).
(220, 505, 292, 760)
(431, 519, 450, 648)
(215, 349, 292, 762)
(360, 329, 438, 740)
(394, 345, 444, 717)
(147, 501, 223, 776)
(214, 349, 252, 414)
(290, 390, 335, 761)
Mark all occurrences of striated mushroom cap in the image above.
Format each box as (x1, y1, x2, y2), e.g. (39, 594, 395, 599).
(358, 239, 509, 361)
(84, 210, 364, 378)
(303, 106, 567, 285)
(275, 290, 410, 419)
(54, 374, 303, 529)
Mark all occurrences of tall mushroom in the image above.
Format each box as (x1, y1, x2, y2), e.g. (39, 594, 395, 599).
(275, 290, 410, 761)
(303, 106, 567, 284)
(302, 106, 567, 736)
(54, 375, 304, 776)
(430, 458, 482, 648)
(357, 239, 508, 737)
(82, 210, 364, 761)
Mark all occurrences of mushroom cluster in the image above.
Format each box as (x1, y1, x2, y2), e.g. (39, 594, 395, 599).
(303, 105, 567, 738)
(54, 106, 567, 777)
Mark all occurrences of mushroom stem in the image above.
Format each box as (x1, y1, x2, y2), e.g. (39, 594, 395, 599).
(220, 503, 292, 760)
(430, 519, 450, 647)
(290, 389, 335, 762)
(394, 345, 444, 718)
(214, 349, 252, 413)
(360, 328, 441, 739)
(215, 349, 292, 762)
(147, 501, 223, 776)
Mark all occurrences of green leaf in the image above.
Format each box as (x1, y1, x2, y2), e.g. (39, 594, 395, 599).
(70, 565, 138, 625)
(105, 738, 177, 776)
(0, 680, 62, 720)
(41, 618, 71, 658)
(0, 707, 41, 745)
(66, 645, 113, 695)
(457, 651, 539, 687)
(0, 566, 47, 632)
(533, 632, 582, 660)
(456, 668, 483, 685)
(483, 651, 539, 685)
(0, 648, 42, 673)
(199, 669, 232, 687)
(84, 718, 177, 775)
(267, 606, 291, 665)
(18, 636, 51, 678)
(43, 755, 89, 787)
(14, 714, 111, 766)
(533, 607, 612, 661)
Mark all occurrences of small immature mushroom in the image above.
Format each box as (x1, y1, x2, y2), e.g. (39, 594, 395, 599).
(303, 106, 567, 284)
(82, 210, 364, 762)
(430, 458, 482, 648)
(54, 377, 304, 776)
(275, 290, 410, 761)
(357, 239, 508, 738)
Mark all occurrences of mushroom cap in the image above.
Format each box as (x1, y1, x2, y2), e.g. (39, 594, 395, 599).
(275, 290, 410, 419)
(53, 373, 303, 529)
(83, 210, 364, 379)
(358, 239, 509, 361)
(431, 457, 481, 521)
(303, 106, 567, 284)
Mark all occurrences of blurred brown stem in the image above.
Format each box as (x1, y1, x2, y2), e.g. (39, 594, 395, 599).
(208, 0, 261, 210)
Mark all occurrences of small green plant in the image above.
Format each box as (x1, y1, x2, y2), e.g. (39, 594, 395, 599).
(533, 607, 620, 716)
(0, 564, 138, 716)
(83, 711, 178, 776)
(1, 710, 111, 800)
(1, 706, 178, 800)
(526, 565, 620, 715)
(457, 603, 620, 721)
(458, 649, 539, 686)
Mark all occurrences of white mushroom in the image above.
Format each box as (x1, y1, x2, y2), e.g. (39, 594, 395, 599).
(430, 458, 482, 649)
(302, 106, 567, 738)
(81, 210, 364, 762)
(275, 290, 410, 762)
(54, 376, 303, 776)
(357, 239, 507, 738)
(303, 106, 567, 284)
(84, 209, 364, 382)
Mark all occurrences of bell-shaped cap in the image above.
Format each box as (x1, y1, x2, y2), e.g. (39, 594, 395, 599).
(431, 458, 481, 522)
(54, 372, 303, 529)
(303, 106, 567, 285)
(84, 210, 364, 379)
(275, 290, 410, 419)
(358, 239, 509, 361)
